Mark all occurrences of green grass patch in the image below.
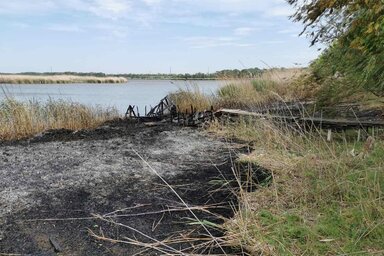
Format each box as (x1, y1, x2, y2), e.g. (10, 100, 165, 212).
(219, 119, 384, 255)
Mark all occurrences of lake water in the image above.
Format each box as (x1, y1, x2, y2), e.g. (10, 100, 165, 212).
(0, 80, 224, 114)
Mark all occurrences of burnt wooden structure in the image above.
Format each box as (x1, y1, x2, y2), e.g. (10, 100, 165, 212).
(126, 96, 383, 141)
(215, 108, 384, 141)
(125, 96, 215, 126)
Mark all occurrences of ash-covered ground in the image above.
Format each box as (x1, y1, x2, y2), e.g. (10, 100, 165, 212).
(0, 120, 239, 255)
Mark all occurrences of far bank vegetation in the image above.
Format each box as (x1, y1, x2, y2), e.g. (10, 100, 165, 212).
(0, 75, 128, 84)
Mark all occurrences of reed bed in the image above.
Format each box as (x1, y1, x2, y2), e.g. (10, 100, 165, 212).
(0, 75, 127, 84)
(169, 68, 305, 111)
(215, 80, 278, 109)
(0, 98, 118, 141)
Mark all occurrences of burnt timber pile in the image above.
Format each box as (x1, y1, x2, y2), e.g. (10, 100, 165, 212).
(126, 95, 384, 140)
(125, 96, 215, 126)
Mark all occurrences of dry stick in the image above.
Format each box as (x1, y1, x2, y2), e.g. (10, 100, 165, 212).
(126, 225, 227, 255)
(132, 149, 228, 256)
(89, 229, 172, 255)
(152, 210, 165, 232)
(91, 215, 181, 255)
(21, 206, 211, 222)
(103, 204, 150, 216)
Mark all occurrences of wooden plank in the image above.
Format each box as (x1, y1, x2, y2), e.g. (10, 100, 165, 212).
(215, 108, 384, 129)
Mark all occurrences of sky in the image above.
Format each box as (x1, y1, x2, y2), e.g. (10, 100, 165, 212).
(0, 0, 321, 74)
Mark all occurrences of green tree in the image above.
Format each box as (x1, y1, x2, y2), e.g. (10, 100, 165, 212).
(288, 0, 384, 96)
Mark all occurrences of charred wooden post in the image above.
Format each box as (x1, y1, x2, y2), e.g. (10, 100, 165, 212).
(125, 105, 136, 119)
(170, 105, 177, 122)
(160, 101, 164, 118)
(184, 111, 187, 126)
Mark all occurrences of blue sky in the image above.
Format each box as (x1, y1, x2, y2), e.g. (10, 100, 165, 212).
(0, 0, 321, 74)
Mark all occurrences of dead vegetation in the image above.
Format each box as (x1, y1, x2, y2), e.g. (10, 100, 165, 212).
(0, 98, 118, 141)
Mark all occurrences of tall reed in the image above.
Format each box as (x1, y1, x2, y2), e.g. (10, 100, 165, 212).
(168, 85, 214, 113)
(0, 98, 118, 141)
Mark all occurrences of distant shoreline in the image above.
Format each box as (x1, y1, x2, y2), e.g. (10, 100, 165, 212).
(0, 68, 304, 84)
(0, 74, 220, 84)
(0, 74, 128, 84)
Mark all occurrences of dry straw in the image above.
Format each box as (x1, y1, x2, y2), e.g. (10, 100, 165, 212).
(0, 97, 118, 141)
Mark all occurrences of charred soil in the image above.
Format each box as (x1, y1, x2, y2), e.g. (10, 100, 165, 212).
(0, 120, 241, 255)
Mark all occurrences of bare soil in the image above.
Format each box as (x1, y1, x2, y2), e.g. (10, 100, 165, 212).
(0, 120, 240, 255)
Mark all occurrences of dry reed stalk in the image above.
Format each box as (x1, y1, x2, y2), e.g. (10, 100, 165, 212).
(169, 85, 213, 113)
(0, 98, 118, 141)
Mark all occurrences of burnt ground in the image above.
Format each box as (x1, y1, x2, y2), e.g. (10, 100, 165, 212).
(0, 120, 243, 256)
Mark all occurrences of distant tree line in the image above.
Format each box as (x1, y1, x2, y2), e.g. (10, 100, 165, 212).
(121, 68, 263, 80)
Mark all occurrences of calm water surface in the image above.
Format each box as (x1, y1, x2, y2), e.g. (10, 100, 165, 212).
(0, 80, 224, 114)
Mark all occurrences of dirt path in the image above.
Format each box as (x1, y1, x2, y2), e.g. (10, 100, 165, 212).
(0, 120, 238, 255)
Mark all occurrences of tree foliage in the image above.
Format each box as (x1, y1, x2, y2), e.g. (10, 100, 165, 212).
(288, 0, 384, 96)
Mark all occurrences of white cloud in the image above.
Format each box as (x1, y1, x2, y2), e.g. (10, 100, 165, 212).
(0, 1, 56, 14)
(234, 27, 255, 36)
(266, 6, 294, 17)
(0, 0, 298, 41)
(167, 0, 293, 17)
(0, 0, 294, 19)
(47, 24, 83, 32)
(87, 0, 132, 19)
(90, 23, 130, 39)
(261, 40, 285, 44)
(183, 36, 254, 49)
(142, 0, 162, 7)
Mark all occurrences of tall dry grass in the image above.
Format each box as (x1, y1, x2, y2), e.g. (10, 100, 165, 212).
(0, 98, 118, 141)
(169, 68, 306, 111)
(0, 75, 127, 84)
(168, 85, 214, 113)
